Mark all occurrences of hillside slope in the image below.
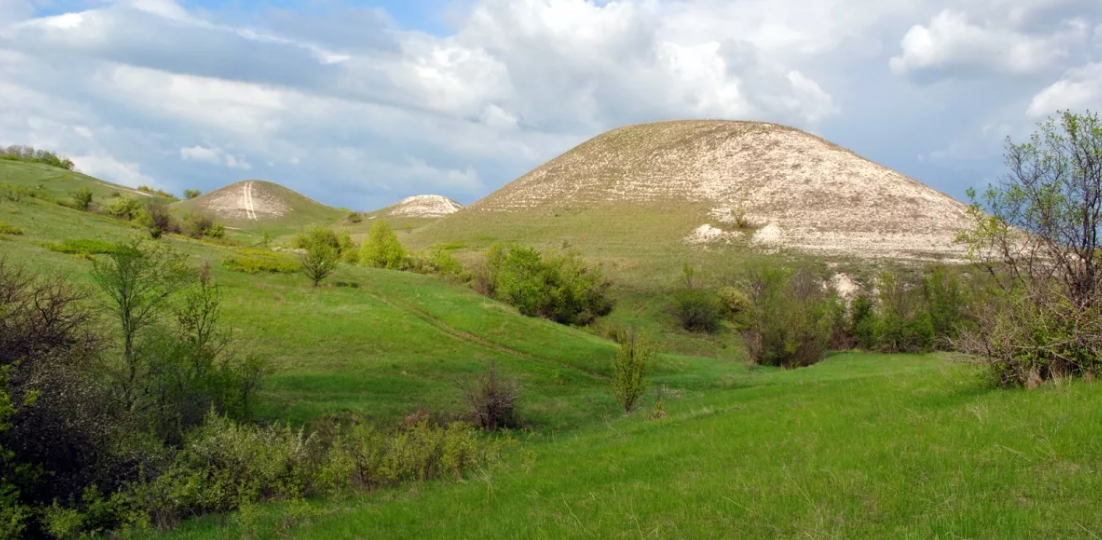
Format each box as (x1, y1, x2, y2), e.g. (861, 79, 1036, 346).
(0, 159, 173, 203)
(426, 120, 972, 260)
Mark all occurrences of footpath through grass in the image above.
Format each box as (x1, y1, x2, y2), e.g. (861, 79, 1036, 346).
(161, 353, 1102, 540)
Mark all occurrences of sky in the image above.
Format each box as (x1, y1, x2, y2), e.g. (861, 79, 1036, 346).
(0, 0, 1100, 211)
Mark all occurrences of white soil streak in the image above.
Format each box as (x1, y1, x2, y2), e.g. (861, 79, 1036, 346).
(243, 181, 257, 220)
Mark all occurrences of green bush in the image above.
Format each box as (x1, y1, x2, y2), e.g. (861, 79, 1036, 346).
(183, 189, 201, 200)
(717, 287, 752, 325)
(0, 222, 23, 236)
(300, 243, 339, 287)
(183, 213, 225, 239)
(611, 330, 652, 413)
(672, 288, 723, 333)
(38, 239, 127, 255)
(744, 268, 833, 369)
(491, 244, 613, 326)
(361, 220, 406, 269)
(72, 187, 93, 211)
(223, 249, 300, 274)
(464, 362, 519, 431)
(104, 195, 143, 220)
(406, 246, 469, 280)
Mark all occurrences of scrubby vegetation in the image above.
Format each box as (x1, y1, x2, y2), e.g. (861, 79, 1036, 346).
(477, 243, 613, 326)
(183, 189, 201, 200)
(360, 220, 406, 270)
(223, 248, 300, 274)
(958, 110, 1102, 386)
(743, 268, 834, 368)
(0, 221, 23, 236)
(301, 242, 339, 287)
(0, 145, 75, 170)
(611, 330, 651, 413)
(463, 363, 520, 431)
(37, 239, 126, 255)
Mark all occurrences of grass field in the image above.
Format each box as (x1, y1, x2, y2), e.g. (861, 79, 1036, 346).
(4, 167, 1102, 539)
(159, 353, 1102, 540)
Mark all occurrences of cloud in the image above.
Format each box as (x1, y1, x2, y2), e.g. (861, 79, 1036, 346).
(70, 153, 153, 187)
(0, 0, 1097, 211)
(890, 9, 1085, 77)
(1028, 61, 1102, 115)
(180, 144, 253, 170)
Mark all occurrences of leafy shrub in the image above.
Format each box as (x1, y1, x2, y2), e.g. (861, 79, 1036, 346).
(406, 247, 468, 280)
(346, 212, 363, 224)
(0, 222, 23, 236)
(744, 268, 833, 369)
(490, 244, 613, 326)
(223, 249, 300, 274)
(183, 189, 201, 200)
(104, 195, 143, 220)
(72, 187, 93, 211)
(360, 220, 406, 269)
(848, 293, 879, 350)
(611, 329, 651, 413)
(38, 239, 127, 255)
(874, 272, 935, 354)
(183, 213, 225, 239)
(923, 266, 965, 348)
(718, 287, 751, 323)
(300, 243, 339, 287)
(140, 202, 179, 239)
(464, 362, 519, 431)
(672, 288, 723, 333)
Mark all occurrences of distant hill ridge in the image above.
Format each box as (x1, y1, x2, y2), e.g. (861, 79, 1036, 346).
(461, 120, 973, 259)
(385, 195, 463, 218)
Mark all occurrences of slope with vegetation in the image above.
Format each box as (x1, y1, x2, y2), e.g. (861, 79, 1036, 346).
(2, 112, 1101, 540)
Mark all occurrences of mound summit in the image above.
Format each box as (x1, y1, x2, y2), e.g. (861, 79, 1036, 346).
(385, 195, 463, 218)
(175, 180, 339, 224)
(461, 120, 973, 260)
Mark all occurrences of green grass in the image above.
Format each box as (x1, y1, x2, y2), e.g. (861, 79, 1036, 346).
(0, 159, 175, 204)
(7, 170, 1102, 539)
(159, 354, 1102, 539)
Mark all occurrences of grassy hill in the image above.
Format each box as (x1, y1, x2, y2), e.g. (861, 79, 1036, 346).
(5, 159, 1102, 539)
(0, 159, 176, 204)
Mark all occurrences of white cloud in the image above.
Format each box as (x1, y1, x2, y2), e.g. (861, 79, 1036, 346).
(71, 153, 153, 187)
(0, 0, 1098, 211)
(890, 9, 1084, 76)
(180, 144, 252, 170)
(1028, 62, 1102, 116)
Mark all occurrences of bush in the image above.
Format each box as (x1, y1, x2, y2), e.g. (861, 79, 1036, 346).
(464, 363, 519, 431)
(223, 249, 300, 274)
(72, 188, 93, 211)
(717, 287, 752, 325)
(38, 239, 127, 255)
(490, 245, 613, 326)
(183, 213, 224, 239)
(611, 329, 651, 413)
(104, 196, 143, 221)
(406, 247, 468, 280)
(0, 222, 22, 236)
(183, 189, 201, 200)
(744, 268, 833, 369)
(874, 272, 935, 354)
(672, 288, 723, 333)
(360, 220, 406, 269)
(300, 243, 339, 287)
(140, 202, 178, 239)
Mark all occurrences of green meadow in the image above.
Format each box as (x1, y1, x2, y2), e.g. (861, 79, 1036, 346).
(3, 159, 1101, 539)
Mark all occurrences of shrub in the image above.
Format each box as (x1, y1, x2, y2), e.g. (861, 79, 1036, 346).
(104, 196, 143, 221)
(611, 329, 651, 413)
(223, 249, 300, 274)
(72, 187, 93, 211)
(183, 189, 201, 200)
(672, 288, 723, 333)
(406, 247, 468, 280)
(183, 213, 224, 239)
(360, 220, 406, 269)
(923, 265, 965, 348)
(300, 243, 339, 287)
(492, 245, 613, 326)
(347, 212, 363, 224)
(848, 293, 879, 350)
(0, 222, 22, 236)
(38, 239, 127, 255)
(744, 268, 833, 369)
(875, 272, 935, 354)
(464, 362, 519, 431)
(140, 202, 178, 239)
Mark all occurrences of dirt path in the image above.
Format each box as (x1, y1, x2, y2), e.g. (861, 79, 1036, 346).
(243, 181, 257, 220)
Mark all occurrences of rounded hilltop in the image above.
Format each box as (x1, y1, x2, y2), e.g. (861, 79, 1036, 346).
(174, 180, 342, 225)
(385, 195, 463, 218)
(459, 120, 973, 260)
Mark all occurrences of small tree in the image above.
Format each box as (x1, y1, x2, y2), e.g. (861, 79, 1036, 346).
(183, 189, 201, 199)
(90, 242, 192, 411)
(612, 329, 652, 414)
(141, 201, 176, 238)
(71, 188, 93, 211)
(360, 220, 406, 269)
(959, 110, 1102, 384)
(464, 362, 519, 431)
(301, 242, 338, 287)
